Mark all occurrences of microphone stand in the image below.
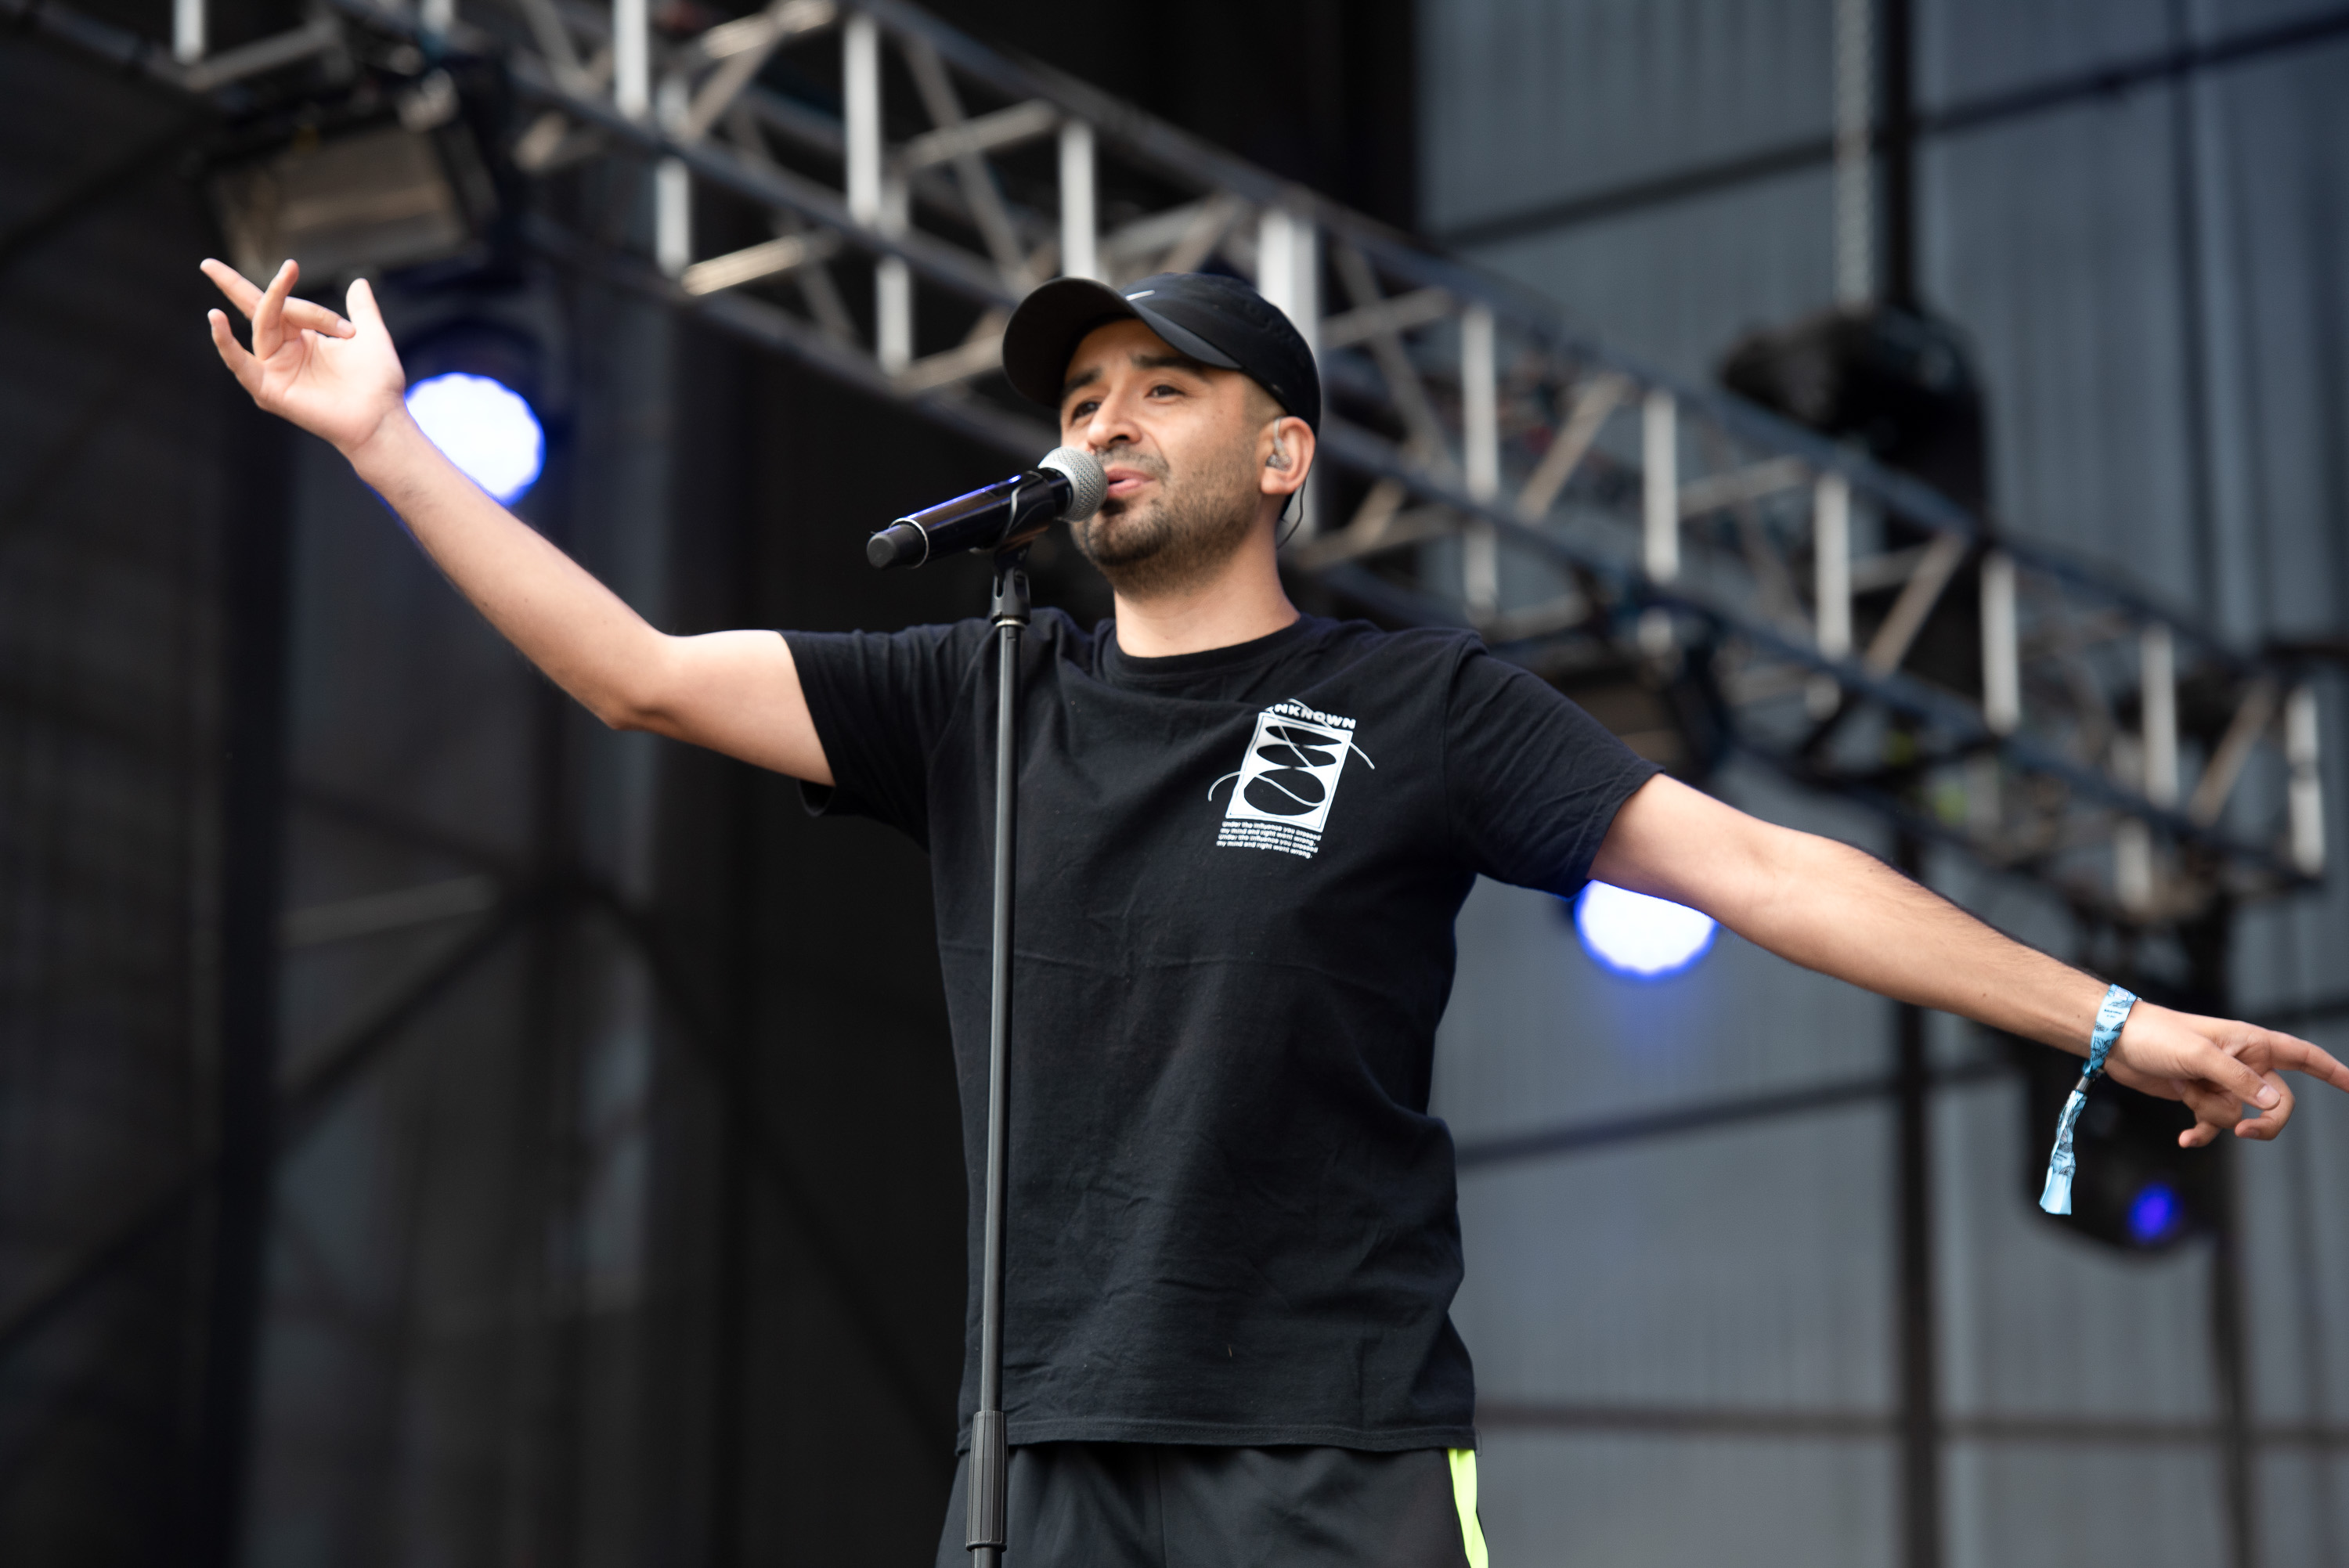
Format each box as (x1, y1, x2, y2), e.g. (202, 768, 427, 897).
(965, 544, 1028, 1568)
(871, 460, 1094, 1562)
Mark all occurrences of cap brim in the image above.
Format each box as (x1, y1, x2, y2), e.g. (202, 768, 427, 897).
(1001, 276, 1243, 409)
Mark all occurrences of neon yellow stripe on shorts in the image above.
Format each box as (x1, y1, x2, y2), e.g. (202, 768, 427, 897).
(1448, 1448, 1488, 1568)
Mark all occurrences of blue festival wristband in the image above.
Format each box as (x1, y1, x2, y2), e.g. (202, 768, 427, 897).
(2038, 983, 2138, 1215)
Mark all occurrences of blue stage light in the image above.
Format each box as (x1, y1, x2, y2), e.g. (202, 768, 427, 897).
(405, 372, 545, 503)
(2127, 1182, 2182, 1245)
(1573, 881, 1717, 979)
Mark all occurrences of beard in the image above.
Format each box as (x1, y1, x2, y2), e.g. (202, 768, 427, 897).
(1070, 442, 1261, 599)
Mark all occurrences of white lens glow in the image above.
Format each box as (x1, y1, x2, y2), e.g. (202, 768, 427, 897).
(404, 372, 545, 503)
(1573, 881, 1717, 979)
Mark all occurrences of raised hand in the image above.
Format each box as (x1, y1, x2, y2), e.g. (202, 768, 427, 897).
(204, 258, 410, 458)
(2105, 1003, 2349, 1146)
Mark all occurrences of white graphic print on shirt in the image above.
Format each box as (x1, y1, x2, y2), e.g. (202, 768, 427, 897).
(1208, 700, 1373, 860)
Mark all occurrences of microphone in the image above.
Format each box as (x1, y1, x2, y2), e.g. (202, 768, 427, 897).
(867, 446, 1107, 569)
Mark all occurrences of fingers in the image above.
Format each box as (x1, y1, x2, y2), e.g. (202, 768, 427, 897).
(251, 260, 298, 359)
(2175, 1079, 2238, 1148)
(2230, 1072, 2293, 1141)
(203, 258, 355, 337)
(2186, 1032, 2280, 1141)
(345, 276, 387, 337)
(2196, 1034, 2279, 1112)
(2272, 1032, 2349, 1093)
(284, 298, 355, 337)
(200, 258, 264, 314)
(2172, 1047, 2297, 1145)
(206, 308, 263, 398)
(2106, 1015, 2336, 1150)
(2174, 1072, 2293, 1146)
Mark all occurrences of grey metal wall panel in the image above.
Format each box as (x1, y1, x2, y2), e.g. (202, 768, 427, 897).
(2198, 38, 2349, 640)
(2253, 1449, 2349, 1566)
(1476, 1430, 1896, 1566)
(2203, 0, 2349, 33)
(1420, 0, 1835, 236)
(1916, 0, 2169, 107)
(1919, 93, 2206, 604)
(1920, 29, 2349, 653)
(2239, 1022, 2349, 1419)
(1932, 1080, 2218, 1422)
(1453, 1109, 1896, 1411)
(1421, 2, 2349, 1563)
(1943, 1444, 2229, 1567)
(1464, 168, 1838, 380)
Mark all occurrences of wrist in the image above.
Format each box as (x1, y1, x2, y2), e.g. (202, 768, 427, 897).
(341, 402, 422, 478)
(2025, 970, 2124, 1058)
(2109, 993, 2174, 1058)
(2095, 981, 2152, 1080)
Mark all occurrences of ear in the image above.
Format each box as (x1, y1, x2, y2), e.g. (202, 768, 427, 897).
(1257, 414, 1315, 500)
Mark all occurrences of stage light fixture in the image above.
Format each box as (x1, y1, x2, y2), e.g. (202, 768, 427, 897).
(1573, 881, 1716, 979)
(211, 116, 496, 287)
(404, 373, 544, 503)
(2127, 1181, 2183, 1246)
(2014, 1033, 2216, 1253)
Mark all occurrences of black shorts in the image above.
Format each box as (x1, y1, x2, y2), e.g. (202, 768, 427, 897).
(933, 1443, 1488, 1568)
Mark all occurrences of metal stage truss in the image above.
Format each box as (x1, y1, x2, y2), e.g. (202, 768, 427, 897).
(12, 0, 2329, 930)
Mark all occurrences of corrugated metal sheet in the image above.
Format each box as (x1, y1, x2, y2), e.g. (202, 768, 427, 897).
(1420, 0, 1835, 236)
(1922, 92, 2206, 601)
(1915, 0, 2168, 104)
(1423, 2, 2349, 1562)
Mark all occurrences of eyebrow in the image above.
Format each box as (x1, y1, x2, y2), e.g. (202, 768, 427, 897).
(1060, 349, 1214, 404)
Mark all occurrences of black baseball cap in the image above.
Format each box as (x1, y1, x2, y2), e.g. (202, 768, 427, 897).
(1001, 272, 1321, 432)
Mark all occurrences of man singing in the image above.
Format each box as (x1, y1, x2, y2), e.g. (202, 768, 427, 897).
(203, 257, 2348, 1567)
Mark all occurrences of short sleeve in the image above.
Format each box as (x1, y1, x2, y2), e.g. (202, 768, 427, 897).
(783, 619, 993, 845)
(1445, 645, 1661, 895)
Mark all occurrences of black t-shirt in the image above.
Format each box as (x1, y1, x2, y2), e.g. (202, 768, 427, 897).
(785, 611, 1656, 1451)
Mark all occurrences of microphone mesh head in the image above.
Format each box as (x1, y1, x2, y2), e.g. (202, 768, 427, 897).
(1040, 446, 1107, 522)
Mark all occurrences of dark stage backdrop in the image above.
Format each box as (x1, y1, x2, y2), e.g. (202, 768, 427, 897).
(232, 289, 1073, 1566)
(0, 2, 1421, 1562)
(0, 34, 294, 1565)
(934, 0, 1419, 234)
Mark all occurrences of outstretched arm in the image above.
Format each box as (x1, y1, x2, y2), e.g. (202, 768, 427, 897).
(203, 258, 831, 784)
(1590, 774, 2349, 1146)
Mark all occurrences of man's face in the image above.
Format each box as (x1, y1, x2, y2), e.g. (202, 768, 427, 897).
(1058, 318, 1279, 598)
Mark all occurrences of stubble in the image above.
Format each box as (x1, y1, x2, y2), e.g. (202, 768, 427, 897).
(1070, 440, 1261, 600)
